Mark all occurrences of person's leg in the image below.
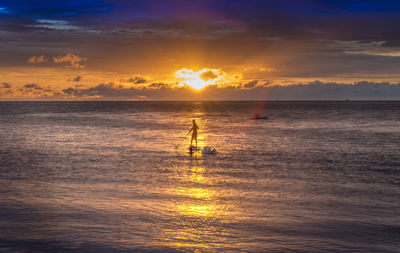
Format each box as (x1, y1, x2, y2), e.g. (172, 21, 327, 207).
(195, 135, 198, 147)
(190, 134, 194, 146)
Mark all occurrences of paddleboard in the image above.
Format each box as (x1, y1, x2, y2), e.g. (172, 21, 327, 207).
(188, 146, 202, 152)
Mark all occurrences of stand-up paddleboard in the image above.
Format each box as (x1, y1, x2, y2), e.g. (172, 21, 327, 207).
(188, 145, 202, 152)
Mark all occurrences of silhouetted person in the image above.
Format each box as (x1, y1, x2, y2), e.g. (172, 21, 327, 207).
(188, 119, 199, 148)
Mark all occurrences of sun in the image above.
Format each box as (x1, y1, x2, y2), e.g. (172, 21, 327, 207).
(175, 68, 223, 90)
(185, 78, 208, 90)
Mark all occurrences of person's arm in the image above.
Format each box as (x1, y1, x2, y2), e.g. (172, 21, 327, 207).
(188, 126, 193, 134)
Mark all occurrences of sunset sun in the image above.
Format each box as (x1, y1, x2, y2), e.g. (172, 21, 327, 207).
(175, 68, 223, 90)
(182, 76, 208, 90)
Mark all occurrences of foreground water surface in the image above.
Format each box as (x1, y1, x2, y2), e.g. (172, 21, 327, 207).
(0, 101, 399, 252)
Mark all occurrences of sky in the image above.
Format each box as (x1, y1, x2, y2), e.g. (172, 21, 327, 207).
(1, 0, 400, 100)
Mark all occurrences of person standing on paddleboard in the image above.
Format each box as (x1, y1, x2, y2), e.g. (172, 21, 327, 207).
(188, 119, 199, 148)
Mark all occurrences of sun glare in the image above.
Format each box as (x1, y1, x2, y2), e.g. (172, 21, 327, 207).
(175, 68, 223, 90)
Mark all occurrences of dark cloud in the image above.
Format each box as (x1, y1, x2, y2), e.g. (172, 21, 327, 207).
(7, 79, 398, 101)
(72, 75, 82, 82)
(242, 80, 258, 89)
(23, 83, 42, 90)
(148, 82, 170, 88)
(4, 83, 60, 98)
(62, 83, 141, 98)
(251, 81, 400, 100)
(127, 76, 147, 84)
(0, 82, 12, 95)
(61, 82, 187, 99)
(59, 80, 400, 100)
(61, 82, 176, 99)
(2, 82, 11, 88)
(200, 71, 219, 81)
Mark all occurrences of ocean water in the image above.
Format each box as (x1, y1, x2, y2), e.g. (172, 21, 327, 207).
(0, 101, 399, 252)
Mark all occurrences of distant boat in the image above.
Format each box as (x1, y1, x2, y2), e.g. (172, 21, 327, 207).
(251, 113, 268, 120)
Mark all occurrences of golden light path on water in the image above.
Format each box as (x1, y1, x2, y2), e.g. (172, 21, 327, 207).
(161, 163, 232, 250)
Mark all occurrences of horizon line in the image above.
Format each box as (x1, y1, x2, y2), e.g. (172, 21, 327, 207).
(1, 99, 400, 102)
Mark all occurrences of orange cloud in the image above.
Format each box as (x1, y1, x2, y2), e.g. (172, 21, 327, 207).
(126, 76, 147, 84)
(28, 55, 47, 63)
(53, 53, 87, 69)
(28, 53, 87, 68)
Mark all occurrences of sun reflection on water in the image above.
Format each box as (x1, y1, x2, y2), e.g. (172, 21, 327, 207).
(190, 167, 205, 183)
(159, 163, 232, 250)
(174, 165, 221, 218)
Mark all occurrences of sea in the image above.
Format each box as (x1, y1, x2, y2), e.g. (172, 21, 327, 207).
(0, 101, 399, 252)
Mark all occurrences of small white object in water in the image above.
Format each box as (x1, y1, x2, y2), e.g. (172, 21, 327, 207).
(201, 146, 217, 154)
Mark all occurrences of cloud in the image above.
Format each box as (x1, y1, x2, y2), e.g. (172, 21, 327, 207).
(200, 70, 219, 81)
(62, 83, 141, 98)
(0, 82, 12, 96)
(53, 53, 87, 68)
(56, 80, 400, 100)
(2, 82, 11, 88)
(1, 79, 398, 100)
(72, 75, 82, 82)
(23, 83, 42, 90)
(28, 54, 87, 68)
(242, 80, 258, 89)
(61, 82, 178, 99)
(126, 76, 147, 84)
(148, 82, 170, 88)
(260, 81, 400, 100)
(31, 19, 82, 31)
(28, 55, 47, 64)
(0, 83, 62, 99)
(336, 40, 400, 57)
(61, 82, 184, 99)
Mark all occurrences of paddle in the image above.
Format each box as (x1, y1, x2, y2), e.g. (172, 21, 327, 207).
(174, 131, 190, 149)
